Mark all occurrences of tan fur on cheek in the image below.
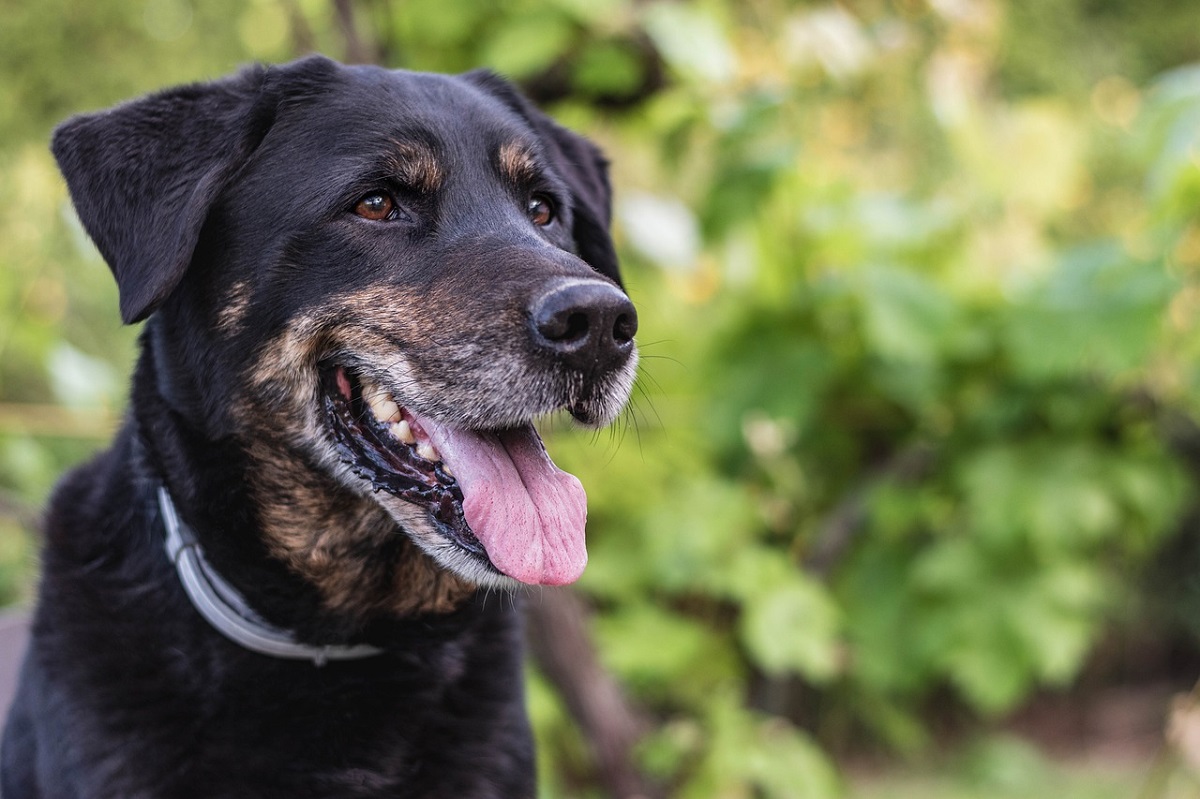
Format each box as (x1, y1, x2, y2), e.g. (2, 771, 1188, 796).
(217, 280, 252, 334)
(234, 313, 474, 618)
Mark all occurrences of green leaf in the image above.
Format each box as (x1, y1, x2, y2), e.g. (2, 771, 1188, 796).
(593, 604, 734, 695)
(635, 478, 758, 594)
(683, 693, 840, 799)
(573, 40, 644, 96)
(481, 14, 575, 79)
(641, 3, 735, 83)
(943, 625, 1033, 715)
(859, 265, 959, 364)
(1004, 243, 1175, 380)
(747, 718, 842, 799)
(740, 578, 841, 681)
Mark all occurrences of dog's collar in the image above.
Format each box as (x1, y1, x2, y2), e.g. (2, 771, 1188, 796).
(157, 486, 384, 665)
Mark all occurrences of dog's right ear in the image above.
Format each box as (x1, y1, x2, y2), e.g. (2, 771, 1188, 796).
(52, 64, 283, 324)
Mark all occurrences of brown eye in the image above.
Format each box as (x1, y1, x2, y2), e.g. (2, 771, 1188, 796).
(354, 192, 395, 221)
(527, 194, 555, 226)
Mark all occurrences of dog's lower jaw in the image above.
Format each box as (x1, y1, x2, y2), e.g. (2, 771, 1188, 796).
(246, 439, 479, 620)
(344, 468, 524, 593)
(409, 533, 525, 592)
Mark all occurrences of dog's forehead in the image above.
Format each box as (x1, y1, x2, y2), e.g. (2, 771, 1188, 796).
(273, 66, 541, 167)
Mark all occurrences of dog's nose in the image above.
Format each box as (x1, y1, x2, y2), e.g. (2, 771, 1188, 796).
(530, 280, 637, 370)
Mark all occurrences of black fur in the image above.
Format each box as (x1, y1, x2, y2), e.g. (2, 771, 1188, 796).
(0, 55, 633, 798)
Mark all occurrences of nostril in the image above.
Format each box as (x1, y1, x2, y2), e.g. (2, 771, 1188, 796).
(535, 308, 590, 344)
(561, 312, 589, 344)
(613, 312, 636, 345)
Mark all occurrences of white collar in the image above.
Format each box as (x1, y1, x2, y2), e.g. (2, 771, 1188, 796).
(158, 486, 384, 666)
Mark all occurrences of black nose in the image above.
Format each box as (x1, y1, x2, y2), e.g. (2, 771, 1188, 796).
(530, 280, 638, 371)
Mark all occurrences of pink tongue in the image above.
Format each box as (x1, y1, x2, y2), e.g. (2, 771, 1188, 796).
(417, 417, 588, 585)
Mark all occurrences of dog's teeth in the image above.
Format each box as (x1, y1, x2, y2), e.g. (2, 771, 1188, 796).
(368, 393, 401, 424)
(442, 463, 454, 478)
(417, 442, 440, 462)
(390, 420, 416, 445)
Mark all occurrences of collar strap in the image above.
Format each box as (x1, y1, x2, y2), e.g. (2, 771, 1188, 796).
(158, 486, 384, 666)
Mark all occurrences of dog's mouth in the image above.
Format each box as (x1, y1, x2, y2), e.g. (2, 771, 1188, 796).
(320, 365, 587, 586)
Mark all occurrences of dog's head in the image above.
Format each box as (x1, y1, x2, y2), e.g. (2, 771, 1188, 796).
(52, 56, 637, 607)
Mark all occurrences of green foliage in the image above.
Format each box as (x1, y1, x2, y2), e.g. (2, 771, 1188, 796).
(4, 0, 1200, 795)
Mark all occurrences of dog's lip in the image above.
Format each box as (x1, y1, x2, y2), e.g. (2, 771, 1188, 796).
(320, 365, 489, 561)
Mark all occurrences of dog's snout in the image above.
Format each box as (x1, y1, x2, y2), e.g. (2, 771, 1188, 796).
(530, 281, 637, 370)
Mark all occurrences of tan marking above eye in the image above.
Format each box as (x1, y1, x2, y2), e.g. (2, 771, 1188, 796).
(386, 142, 443, 193)
(498, 141, 540, 184)
(355, 193, 395, 221)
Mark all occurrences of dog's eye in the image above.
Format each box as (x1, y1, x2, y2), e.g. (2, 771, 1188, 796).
(354, 192, 396, 221)
(527, 194, 555, 227)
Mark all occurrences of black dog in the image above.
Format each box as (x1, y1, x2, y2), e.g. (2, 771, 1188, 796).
(1, 55, 637, 797)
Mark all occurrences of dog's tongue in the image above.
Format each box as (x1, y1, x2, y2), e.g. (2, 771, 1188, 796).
(418, 418, 587, 585)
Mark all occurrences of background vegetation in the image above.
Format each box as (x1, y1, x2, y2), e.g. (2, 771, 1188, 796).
(4, 0, 1200, 796)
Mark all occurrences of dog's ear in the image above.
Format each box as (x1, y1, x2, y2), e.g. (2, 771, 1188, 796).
(51, 64, 286, 323)
(463, 71, 623, 286)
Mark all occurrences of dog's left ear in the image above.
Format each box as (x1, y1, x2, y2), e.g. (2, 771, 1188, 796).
(463, 71, 623, 287)
(51, 64, 281, 323)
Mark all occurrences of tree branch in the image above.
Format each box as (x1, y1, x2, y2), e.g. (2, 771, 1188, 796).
(526, 588, 658, 799)
(333, 0, 377, 64)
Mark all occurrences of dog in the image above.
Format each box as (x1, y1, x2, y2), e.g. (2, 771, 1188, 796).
(0, 54, 637, 798)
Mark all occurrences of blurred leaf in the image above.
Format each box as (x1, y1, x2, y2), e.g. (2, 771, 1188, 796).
(573, 39, 645, 97)
(593, 604, 734, 697)
(48, 342, 121, 410)
(1141, 64, 1200, 210)
(748, 718, 842, 799)
(740, 577, 841, 682)
(959, 735, 1052, 794)
(1004, 243, 1175, 379)
(618, 192, 701, 271)
(641, 3, 735, 84)
(943, 622, 1033, 715)
(684, 692, 840, 799)
(481, 13, 575, 80)
(859, 265, 960, 364)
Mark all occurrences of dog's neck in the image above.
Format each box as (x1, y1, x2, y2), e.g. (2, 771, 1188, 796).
(157, 484, 384, 663)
